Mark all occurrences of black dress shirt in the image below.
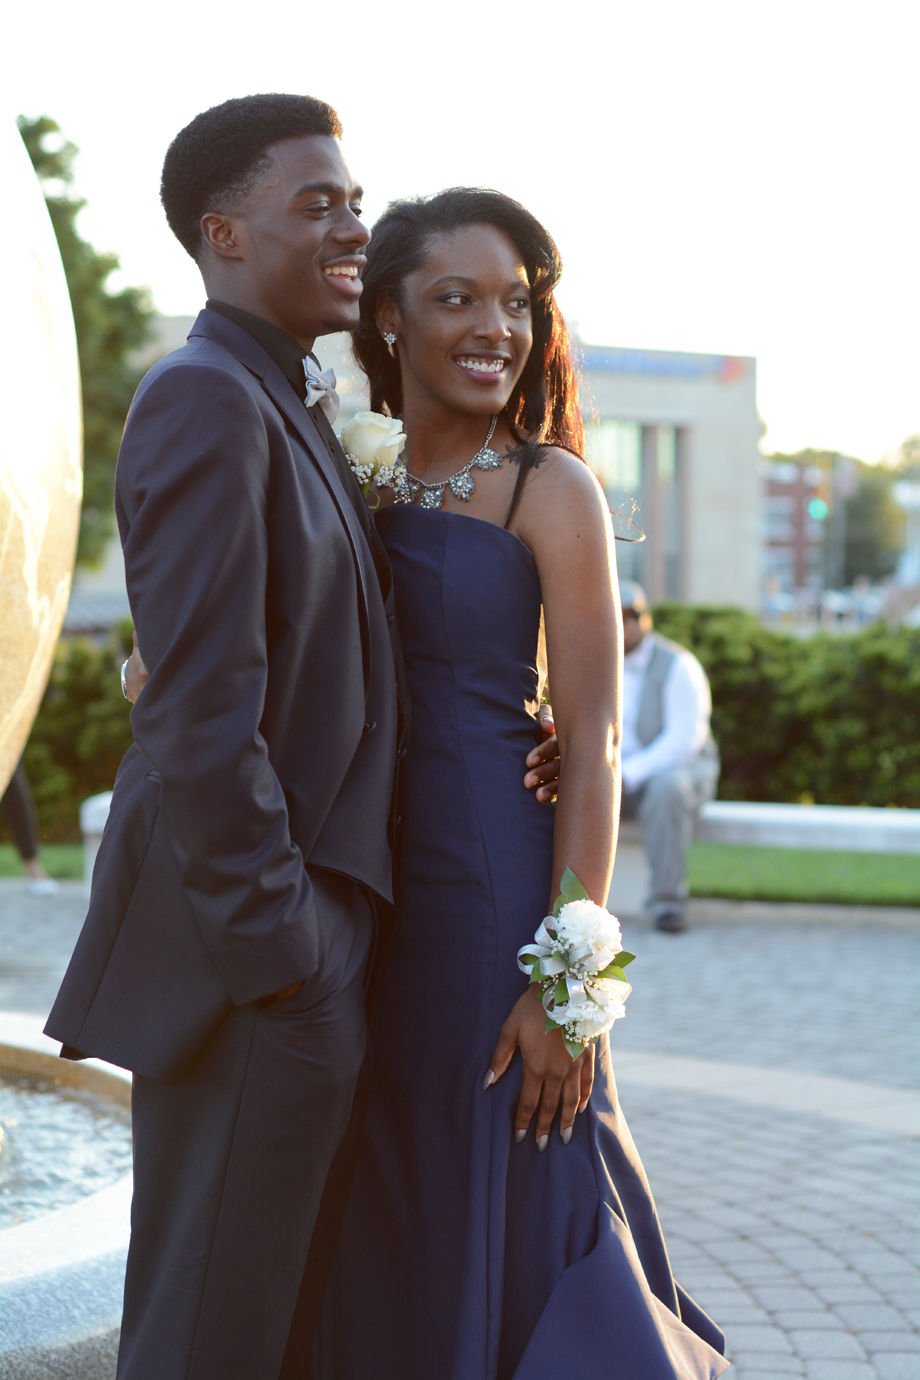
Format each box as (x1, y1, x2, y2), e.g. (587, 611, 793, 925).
(207, 299, 310, 401)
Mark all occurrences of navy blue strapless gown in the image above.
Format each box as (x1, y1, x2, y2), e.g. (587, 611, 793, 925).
(314, 508, 728, 1379)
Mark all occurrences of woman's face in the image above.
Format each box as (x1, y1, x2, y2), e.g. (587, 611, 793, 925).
(385, 223, 534, 418)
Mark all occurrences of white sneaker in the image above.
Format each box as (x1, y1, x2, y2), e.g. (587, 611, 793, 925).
(26, 877, 59, 897)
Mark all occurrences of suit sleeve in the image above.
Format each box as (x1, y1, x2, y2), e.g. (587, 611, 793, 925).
(118, 362, 318, 1005)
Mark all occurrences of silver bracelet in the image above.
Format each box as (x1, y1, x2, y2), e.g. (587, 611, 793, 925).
(120, 658, 130, 701)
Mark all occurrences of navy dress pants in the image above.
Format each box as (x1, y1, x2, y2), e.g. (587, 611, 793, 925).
(116, 871, 374, 1380)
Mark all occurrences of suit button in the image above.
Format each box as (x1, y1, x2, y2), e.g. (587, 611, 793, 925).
(363, 720, 376, 734)
(387, 612, 396, 625)
(398, 745, 408, 760)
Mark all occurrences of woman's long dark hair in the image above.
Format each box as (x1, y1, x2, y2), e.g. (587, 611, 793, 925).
(354, 188, 584, 519)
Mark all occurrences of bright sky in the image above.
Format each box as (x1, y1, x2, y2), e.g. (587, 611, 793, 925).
(4, 0, 917, 462)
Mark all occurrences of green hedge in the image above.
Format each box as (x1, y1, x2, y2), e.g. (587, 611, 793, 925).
(5, 610, 919, 845)
(11, 625, 134, 843)
(653, 606, 920, 807)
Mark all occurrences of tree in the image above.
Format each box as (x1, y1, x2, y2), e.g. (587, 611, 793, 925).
(18, 115, 154, 567)
(842, 461, 905, 585)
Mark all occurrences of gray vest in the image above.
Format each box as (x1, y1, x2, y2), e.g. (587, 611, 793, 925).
(635, 633, 719, 766)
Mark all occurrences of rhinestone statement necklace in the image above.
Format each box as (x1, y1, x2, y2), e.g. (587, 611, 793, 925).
(393, 415, 502, 509)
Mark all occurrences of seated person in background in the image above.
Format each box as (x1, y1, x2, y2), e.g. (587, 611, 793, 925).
(619, 580, 719, 934)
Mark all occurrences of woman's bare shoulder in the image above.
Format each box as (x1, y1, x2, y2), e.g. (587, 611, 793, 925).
(514, 448, 611, 532)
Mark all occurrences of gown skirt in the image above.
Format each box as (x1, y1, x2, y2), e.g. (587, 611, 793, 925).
(314, 507, 729, 1379)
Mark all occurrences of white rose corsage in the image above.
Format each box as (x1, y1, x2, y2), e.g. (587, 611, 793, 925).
(340, 411, 407, 509)
(517, 868, 634, 1059)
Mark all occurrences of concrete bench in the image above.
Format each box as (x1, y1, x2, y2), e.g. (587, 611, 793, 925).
(79, 791, 113, 889)
(609, 800, 920, 917)
(694, 801, 920, 854)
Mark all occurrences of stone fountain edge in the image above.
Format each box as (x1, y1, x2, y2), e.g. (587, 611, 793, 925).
(0, 1011, 130, 1376)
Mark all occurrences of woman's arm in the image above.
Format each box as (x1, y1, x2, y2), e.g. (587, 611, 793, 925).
(486, 452, 622, 1146)
(528, 454, 622, 904)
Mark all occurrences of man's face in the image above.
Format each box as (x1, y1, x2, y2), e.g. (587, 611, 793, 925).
(222, 135, 369, 348)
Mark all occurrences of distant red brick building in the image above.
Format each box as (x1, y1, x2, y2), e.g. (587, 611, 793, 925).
(761, 458, 829, 593)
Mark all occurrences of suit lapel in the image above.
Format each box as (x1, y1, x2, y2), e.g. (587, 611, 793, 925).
(187, 309, 376, 688)
(189, 310, 374, 614)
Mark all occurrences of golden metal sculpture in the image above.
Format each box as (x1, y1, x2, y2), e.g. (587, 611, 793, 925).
(0, 123, 82, 793)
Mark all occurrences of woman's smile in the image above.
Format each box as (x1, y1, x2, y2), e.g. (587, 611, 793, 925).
(453, 352, 511, 382)
(391, 224, 533, 419)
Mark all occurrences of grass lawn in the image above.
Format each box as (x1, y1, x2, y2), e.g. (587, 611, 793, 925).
(689, 842, 920, 906)
(2, 843, 917, 907)
(0, 844, 84, 880)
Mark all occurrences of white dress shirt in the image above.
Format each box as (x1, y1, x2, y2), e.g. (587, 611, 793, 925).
(621, 634, 712, 793)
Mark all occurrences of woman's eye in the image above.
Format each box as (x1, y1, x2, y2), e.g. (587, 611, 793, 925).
(510, 296, 531, 311)
(351, 205, 364, 218)
(441, 292, 470, 306)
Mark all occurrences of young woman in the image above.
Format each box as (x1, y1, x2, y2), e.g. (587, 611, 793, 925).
(313, 189, 728, 1378)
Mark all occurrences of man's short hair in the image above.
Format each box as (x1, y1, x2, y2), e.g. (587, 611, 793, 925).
(161, 94, 343, 259)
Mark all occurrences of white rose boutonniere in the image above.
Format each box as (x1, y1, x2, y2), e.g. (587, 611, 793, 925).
(340, 411, 407, 508)
(517, 868, 635, 1059)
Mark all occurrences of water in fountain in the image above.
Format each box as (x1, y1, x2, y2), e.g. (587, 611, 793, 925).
(0, 1073, 131, 1229)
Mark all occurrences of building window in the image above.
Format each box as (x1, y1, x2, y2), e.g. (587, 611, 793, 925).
(764, 495, 796, 541)
(585, 419, 645, 585)
(658, 426, 681, 598)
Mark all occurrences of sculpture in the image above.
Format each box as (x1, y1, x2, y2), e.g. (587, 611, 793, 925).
(0, 122, 82, 793)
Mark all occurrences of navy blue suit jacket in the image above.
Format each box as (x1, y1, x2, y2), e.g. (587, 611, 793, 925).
(46, 310, 400, 1080)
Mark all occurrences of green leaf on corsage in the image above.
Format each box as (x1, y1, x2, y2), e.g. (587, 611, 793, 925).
(596, 964, 631, 984)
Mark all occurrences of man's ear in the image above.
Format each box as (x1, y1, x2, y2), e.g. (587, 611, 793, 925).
(200, 212, 243, 260)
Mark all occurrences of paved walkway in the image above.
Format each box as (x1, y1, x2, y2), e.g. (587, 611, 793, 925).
(1, 878, 918, 1378)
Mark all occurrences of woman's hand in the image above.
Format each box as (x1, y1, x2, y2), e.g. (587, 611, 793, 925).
(485, 988, 595, 1147)
(123, 631, 149, 703)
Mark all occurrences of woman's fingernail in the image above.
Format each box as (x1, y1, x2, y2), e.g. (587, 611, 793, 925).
(561, 1126, 573, 1145)
(578, 1102, 588, 1114)
(482, 1070, 495, 1090)
(537, 1134, 549, 1153)
(514, 1129, 526, 1143)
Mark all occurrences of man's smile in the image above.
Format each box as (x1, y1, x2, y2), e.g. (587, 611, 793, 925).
(323, 258, 365, 297)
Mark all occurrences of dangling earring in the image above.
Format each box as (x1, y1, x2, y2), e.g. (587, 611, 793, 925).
(382, 331, 397, 359)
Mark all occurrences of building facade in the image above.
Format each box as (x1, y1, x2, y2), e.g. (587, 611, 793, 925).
(760, 457, 830, 594)
(579, 346, 761, 609)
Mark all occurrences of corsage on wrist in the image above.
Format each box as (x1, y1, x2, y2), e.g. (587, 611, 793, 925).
(517, 868, 635, 1060)
(340, 411, 407, 509)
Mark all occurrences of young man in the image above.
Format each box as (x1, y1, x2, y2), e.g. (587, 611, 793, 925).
(47, 95, 559, 1378)
(46, 95, 402, 1379)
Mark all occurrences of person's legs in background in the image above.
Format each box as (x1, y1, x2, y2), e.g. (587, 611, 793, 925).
(1, 762, 57, 895)
(633, 763, 718, 933)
